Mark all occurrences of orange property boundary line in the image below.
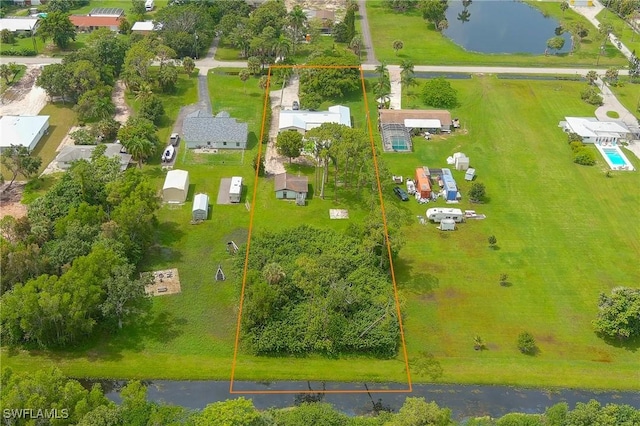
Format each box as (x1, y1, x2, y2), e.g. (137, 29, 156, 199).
(229, 65, 412, 394)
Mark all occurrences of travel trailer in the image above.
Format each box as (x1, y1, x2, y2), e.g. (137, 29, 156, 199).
(426, 208, 464, 223)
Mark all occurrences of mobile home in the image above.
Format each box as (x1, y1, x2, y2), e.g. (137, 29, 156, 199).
(414, 167, 432, 199)
(426, 208, 463, 223)
(145, 0, 154, 11)
(229, 176, 242, 203)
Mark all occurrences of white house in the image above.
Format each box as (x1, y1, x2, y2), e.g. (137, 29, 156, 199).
(55, 143, 131, 171)
(0, 17, 39, 34)
(162, 169, 189, 203)
(131, 21, 160, 34)
(278, 105, 351, 134)
(559, 117, 631, 144)
(0, 115, 49, 151)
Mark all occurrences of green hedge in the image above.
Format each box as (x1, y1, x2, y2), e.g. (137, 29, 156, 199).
(0, 48, 37, 56)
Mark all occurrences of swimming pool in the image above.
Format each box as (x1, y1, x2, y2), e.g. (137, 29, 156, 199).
(391, 137, 410, 151)
(603, 148, 626, 166)
(596, 145, 635, 171)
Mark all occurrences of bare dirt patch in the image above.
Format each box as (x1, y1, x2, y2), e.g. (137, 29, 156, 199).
(112, 80, 132, 124)
(144, 268, 182, 296)
(0, 65, 47, 116)
(0, 182, 27, 220)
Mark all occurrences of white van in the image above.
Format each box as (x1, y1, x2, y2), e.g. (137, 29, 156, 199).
(145, 0, 155, 11)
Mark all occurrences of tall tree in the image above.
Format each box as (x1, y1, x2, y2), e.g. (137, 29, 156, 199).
(239, 69, 250, 93)
(0, 145, 42, 190)
(421, 0, 449, 27)
(560, 1, 569, 18)
(117, 117, 159, 168)
(38, 11, 77, 49)
(593, 287, 640, 341)
(349, 35, 364, 60)
(100, 263, 151, 329)
(287, 5, 308, 54)
(182, 56, 195, 76)
(422, 76, 458, 108)
(276, 130, 304, 162)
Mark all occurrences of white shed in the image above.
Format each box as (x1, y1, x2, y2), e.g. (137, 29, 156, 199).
(163, 169, 189, 203)
(192, 193, 209, 220)
(438, 218, 456, 231)
(465, 168, 476, 181)
(455, 155, 470, 171)
(229, 176, 243, 203)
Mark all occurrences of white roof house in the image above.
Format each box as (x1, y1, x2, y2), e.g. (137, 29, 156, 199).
(0, 115, 49, 151)
(278, 105, 351, 134)
(560, 117, 631, 143)
(131, 21, 161, 32)
(0, 17, 39, 32)
(162, 169, 189, 203)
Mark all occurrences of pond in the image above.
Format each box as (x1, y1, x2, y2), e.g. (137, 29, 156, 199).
(443, 0, 572, 55)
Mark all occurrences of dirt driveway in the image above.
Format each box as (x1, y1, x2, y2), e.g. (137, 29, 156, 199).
(265, 74, 301, 175)
(0, 65, 47, 116)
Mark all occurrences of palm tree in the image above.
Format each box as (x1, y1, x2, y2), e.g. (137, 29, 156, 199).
(288, 5, 308, 54)
(560, 1, 569, 18)
(585, 70, 598, 85)
(437, 19, 449, 32)
(392, 39, 404, 56)
(258, 75, 268, 90)
(474, 335, 484, 351)
(273, 34, 292, 61)
(374, 76, 391, 107)
(122, 136, 155, 169)
(457, 9, 471, 24)
(135, 82, 154, 102)
(239, 69, 250, 93)
(349, 35, 364, 60)
(262, 262, 285, 285)
(375, 61, 388, 81)
(400, 59, 414, 78)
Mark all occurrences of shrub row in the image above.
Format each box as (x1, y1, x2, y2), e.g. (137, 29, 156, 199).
(0, 48, 37, 57)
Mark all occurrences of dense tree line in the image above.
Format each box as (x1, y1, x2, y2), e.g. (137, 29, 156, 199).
(2, 367, 640, 425)
(0, 152, 160, 347)
(604, 0, 640, 19)
(298, 52, 361, 110)
(238, 225, 400, 357)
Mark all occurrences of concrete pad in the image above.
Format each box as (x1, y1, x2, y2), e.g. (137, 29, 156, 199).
(217, 178, 232, 204)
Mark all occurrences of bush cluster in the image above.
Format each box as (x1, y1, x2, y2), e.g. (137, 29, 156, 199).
(239, 225, 400, 358)
(580, 85, 603, 105)
(567, 133, 596, 166)
(0, 48, 37, 56)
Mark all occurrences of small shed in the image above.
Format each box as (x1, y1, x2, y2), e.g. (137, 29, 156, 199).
(192, 193, 209, 221)
(465, 168, 476, 181)
(163, 169, 189, 203)
(229, 176, 243, 203)
(438, 218, 456, 231)
(454, 154, 470, 171)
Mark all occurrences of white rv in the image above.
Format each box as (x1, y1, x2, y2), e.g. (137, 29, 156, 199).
(145, 0, 155, 11)
(229, 176, 242, 203)
(426, 207, 463, 223)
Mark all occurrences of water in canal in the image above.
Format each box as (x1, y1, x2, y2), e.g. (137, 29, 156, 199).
(80, 379, 640, 421)
(443, 1, 572, 55)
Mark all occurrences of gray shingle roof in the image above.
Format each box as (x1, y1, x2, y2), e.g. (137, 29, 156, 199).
(183, 110, 248, 144)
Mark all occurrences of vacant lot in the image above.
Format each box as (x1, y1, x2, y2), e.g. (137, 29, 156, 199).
(2, 73, 639, 390)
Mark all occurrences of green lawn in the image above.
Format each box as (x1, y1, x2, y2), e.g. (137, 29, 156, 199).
(0, 64, 26, 94)
(596, 9, 640, 59)
(2, 73, 640, 390)
(365, 1, 627, 68)
(608, 78, 640, 118)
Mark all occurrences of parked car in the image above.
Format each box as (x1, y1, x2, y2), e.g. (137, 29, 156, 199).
(169, 133, 180, 146)
(292, 100, 299, 110)
(393, 186, 409, 201)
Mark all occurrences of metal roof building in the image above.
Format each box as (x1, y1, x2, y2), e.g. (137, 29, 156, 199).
(0, 115, 49, 151)
(278, 105, 351, 134)
(162, 169, 189, 204)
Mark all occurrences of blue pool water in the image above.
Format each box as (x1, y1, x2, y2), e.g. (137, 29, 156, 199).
(603, 148, 626, 166)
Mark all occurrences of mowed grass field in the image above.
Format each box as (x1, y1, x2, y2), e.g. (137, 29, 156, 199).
(365, 1, 627, 68)
(2, 73, 639, 390)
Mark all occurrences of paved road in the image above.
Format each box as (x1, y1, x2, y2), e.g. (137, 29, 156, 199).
(358, 0, 378, 65)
